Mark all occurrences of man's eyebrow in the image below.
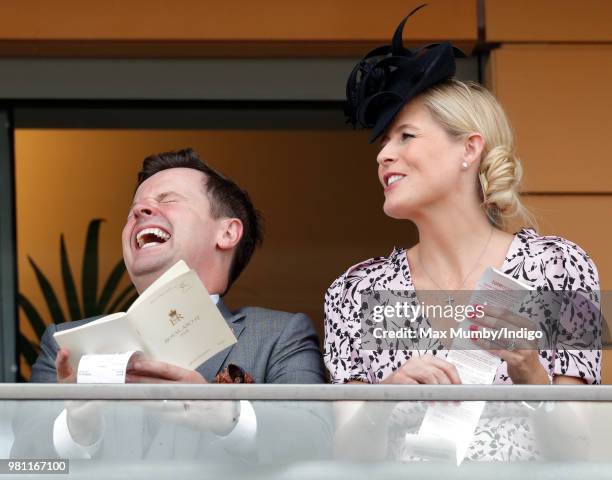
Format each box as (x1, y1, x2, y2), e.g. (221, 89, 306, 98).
(156, 191, 186, 201)
(130, 190, 186, 207)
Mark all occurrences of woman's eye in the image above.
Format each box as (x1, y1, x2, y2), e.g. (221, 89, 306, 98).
(401, 133, 415, 141)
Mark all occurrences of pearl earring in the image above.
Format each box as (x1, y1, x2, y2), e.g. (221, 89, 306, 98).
(461, 161, 469, 169)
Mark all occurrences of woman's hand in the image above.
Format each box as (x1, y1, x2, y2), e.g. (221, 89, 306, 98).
(470, 305, 550, 384)
(381, 355, 461, 384)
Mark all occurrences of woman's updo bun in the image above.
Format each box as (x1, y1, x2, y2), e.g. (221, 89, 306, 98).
(420, 79, 534, 230)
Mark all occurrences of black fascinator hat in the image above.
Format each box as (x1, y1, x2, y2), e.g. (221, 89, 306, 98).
(345, 4, 466, 143)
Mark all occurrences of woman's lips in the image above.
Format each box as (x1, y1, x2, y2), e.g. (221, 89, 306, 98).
(384, 174, 406, 192)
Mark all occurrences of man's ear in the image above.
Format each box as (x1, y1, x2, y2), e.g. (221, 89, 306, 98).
(217, 218, 243, 252)
(463, 132, 485, 168)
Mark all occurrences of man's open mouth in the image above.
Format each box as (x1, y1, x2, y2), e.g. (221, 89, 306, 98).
(135, 227, 171, 249)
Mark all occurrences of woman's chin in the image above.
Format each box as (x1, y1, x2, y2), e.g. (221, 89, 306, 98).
(383, 201, 414, 220)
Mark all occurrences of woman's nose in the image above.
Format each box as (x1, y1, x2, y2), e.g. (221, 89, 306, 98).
(377, 145, 397, 166)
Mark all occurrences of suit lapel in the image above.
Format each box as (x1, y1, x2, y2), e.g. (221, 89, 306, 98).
(195, 299, 246, 381)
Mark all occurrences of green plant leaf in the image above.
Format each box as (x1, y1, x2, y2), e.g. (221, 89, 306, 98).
(18, 293, 48, 338)
(18, 333, 40, 368)
(97, 258, 128, 313)
(27, 256, 66, 325)
(60, 234, 82, 321)
(106, 283, 137, 314)
(119, 291, 139, 312)
(82, 219, 102, 318)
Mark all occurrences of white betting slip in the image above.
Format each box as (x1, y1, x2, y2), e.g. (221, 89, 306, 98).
(77, 351, 142, 384)
(407, 268, 534, 465)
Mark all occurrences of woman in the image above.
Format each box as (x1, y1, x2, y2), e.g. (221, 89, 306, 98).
(325, 7, 601, 461)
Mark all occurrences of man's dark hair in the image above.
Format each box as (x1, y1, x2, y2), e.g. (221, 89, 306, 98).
(137, 148, 263, 294)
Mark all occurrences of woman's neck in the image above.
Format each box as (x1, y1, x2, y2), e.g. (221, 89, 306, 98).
(411, 202, 498, 288)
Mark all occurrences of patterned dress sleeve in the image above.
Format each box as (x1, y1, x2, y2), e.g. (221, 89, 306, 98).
(323, 271, 369, 384)
(549, 239, 602, 384)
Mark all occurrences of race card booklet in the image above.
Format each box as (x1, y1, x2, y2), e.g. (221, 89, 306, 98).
(53, 260, 237, 370)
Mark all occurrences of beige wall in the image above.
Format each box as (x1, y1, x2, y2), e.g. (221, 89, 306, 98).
(488, 45, 612, 193)
(0, 0, 477, 57)
(485, 0, 612, 42)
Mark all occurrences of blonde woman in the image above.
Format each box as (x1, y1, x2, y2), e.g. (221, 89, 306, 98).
(325, 8, 600, 388)
(326, 7, 601, 462)
(327, 75, 600, 387)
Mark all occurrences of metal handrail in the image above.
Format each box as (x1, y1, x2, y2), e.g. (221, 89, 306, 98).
(1, 384, 611, 401)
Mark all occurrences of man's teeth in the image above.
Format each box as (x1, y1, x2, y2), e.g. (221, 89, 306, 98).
(387, 174, 405, 186)
(136, 227, 171, 249)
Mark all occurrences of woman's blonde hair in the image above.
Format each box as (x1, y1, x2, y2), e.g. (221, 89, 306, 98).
(419, 79, 534, 230)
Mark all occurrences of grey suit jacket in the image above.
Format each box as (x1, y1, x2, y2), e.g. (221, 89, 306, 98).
(12, 301, 331, 461)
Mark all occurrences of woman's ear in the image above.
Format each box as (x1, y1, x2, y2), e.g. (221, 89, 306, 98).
(217, 218, 243, 251)
(462, 132, 485, 168)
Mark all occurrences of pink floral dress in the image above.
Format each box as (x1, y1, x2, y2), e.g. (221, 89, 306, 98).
(324, 228, 601, 461)
(324, 228, 601, 385)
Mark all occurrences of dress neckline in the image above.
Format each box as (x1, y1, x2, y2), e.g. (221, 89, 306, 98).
(394, 228, 532, 289)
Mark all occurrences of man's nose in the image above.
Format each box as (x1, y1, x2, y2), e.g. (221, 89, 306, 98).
(132, 201, 157, 218)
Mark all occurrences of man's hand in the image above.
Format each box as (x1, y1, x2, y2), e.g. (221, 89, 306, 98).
(144, 400, 241, 436)
(64, 401, 105, 447)
(126, 359, 207, 384)
(54, 349, 104, 446)
(126, 359, 245, 435)
(55, 348, 76, 383)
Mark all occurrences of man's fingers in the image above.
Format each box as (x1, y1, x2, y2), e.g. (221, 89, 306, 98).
(66, 400, 107, 414)
(55, 349, 75, 382)
(128, 360, 186, 381)
(126, 373, 175, 384)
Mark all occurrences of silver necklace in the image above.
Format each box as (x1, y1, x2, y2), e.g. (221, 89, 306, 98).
(417, 226, 494, 305)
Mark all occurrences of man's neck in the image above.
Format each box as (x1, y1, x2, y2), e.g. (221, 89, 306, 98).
(132, 267, 226, 297)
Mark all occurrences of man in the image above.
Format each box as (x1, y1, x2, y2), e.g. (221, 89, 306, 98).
(12, 148, 328, 460)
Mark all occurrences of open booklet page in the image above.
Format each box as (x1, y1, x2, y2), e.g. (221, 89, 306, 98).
(127, 268, 237, 369)
(53, 260, 237, 371)
(53, 312, 143, 370)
